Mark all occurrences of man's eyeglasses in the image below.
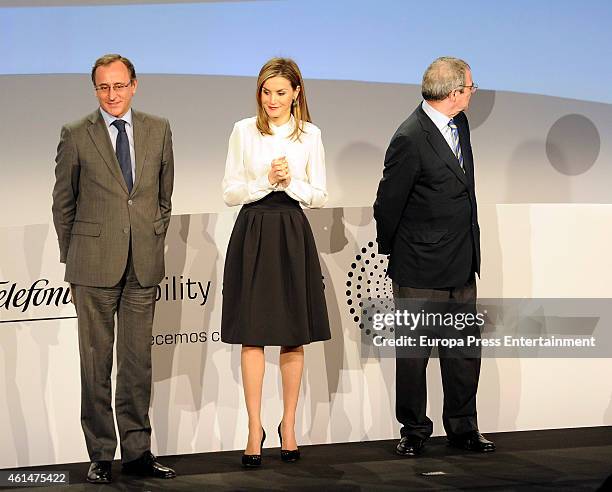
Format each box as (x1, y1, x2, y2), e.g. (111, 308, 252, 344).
(459, 83, 478, 94)
(94, 81, 133, 94)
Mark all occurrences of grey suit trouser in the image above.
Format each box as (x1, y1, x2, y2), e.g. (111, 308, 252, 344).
(71, 249, 156, 463)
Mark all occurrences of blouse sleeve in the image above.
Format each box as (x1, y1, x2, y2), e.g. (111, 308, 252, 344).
(222, 123, 277, 206)
(284, 128, 328, 208)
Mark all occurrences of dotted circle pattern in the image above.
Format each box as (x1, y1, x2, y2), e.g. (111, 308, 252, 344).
(345, 241, 394, 338)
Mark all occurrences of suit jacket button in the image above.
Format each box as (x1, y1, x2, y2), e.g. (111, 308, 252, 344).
(128, 199, 133, 205)
(123, 227, 129, 234)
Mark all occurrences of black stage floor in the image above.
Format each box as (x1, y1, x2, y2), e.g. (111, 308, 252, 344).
(2, 427, 611, 491)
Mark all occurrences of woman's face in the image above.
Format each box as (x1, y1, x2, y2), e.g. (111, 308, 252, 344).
(260, 76, 299, 125)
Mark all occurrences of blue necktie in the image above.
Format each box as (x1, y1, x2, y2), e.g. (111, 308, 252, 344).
(111, 119, 133, 192)
(448, 119, 464, 172)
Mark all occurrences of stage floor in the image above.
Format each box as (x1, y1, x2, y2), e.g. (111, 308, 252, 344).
(2, 426, 611, 491)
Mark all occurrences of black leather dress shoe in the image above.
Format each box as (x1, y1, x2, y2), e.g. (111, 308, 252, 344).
(87, 461, 112, 484)
(448, 431, 496, 452)
(396, 436, 425, 456)
(122, 451, 176, 479)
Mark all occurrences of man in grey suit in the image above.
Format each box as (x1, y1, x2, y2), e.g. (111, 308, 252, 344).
(52, 54, 175, 484)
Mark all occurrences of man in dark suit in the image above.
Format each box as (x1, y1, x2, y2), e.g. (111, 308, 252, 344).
(52, 54, 176, 483)
(374, 57, 495, 456)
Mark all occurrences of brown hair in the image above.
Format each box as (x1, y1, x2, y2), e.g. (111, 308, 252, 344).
(256, 57, 311, 141)
(91, 54, 137, 86)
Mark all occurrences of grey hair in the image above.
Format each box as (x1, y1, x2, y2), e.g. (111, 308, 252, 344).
(421, 56, 470, 101)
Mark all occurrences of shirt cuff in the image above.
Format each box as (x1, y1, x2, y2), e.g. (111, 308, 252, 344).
(285, 178, 310, 203)
(249, 174, 278, 196)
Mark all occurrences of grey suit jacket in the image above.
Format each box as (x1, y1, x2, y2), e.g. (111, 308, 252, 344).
(52, 109, 174, 288)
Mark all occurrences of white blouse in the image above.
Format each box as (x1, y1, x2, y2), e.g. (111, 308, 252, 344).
(222, 116, 328, 208)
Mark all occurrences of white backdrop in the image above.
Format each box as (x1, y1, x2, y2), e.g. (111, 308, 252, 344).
(1, 74, 612, 468)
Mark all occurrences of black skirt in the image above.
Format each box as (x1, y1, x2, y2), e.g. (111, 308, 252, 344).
(221, 192, 331, 346)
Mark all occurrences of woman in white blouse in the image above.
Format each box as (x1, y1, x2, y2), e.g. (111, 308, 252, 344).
(221, 58, 331, 468)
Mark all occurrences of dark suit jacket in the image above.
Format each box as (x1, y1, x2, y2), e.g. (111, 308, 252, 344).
(373, 104, 480, 289)
(52, 109, 174, 288)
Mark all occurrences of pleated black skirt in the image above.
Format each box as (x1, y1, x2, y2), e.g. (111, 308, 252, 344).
(221, 192, 331, 346)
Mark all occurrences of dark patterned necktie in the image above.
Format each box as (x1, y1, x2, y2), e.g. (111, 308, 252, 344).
(448, 118, 465, 172)
(111, 119, 133, 192)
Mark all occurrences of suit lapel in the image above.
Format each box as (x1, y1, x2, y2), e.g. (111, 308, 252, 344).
(87, 110, 129, 194)
(416, 106, 468, 187)
(131, 110, 149, 195)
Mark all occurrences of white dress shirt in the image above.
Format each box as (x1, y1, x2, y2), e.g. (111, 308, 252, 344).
(100, 107, 136, 179)
(421, 100, 456, 154)
(222, 116, 328, 208)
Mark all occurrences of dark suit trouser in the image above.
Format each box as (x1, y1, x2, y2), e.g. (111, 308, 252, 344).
(71, 252, 156, 463)
(393, 279, 480, 440)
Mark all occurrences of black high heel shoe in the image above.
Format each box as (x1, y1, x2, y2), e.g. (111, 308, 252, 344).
(278, 423, 300, 463)
(242, 428, 266, 468)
